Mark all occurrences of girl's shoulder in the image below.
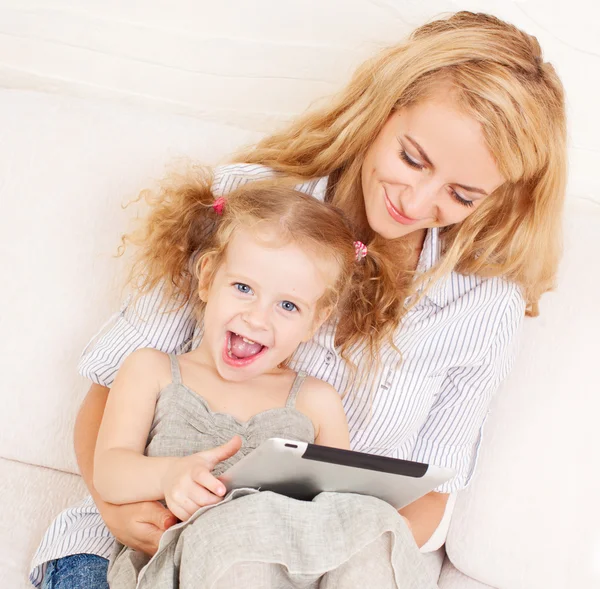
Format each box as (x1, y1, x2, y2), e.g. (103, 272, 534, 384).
(295, 375, 342, 412)
(118, 348, 173, 391)
(125, 346, 171, 365)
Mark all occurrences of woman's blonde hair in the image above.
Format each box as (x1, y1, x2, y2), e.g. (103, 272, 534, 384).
(236, 11, 567, 319)
(125, 11, 566, 365)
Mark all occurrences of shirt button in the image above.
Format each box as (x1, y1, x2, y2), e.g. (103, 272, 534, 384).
(325, 353, 334, 363)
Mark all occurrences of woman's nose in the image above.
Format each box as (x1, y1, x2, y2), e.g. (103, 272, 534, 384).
(400, 181, 438, 219)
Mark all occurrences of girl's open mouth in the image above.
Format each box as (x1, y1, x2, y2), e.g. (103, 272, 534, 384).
(222, 331, 268, 367)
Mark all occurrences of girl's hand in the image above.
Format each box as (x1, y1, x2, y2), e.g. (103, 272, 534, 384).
(162, 436, 242, 521)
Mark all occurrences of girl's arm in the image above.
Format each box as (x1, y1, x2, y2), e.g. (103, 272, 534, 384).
(93, 348, 240, 521)
(299, 377, 350, 449)
(75, 383, 178, 555)
(77, 285, 198, 487)
(93, 348, 174, 504)
(74, 287, 198, 550)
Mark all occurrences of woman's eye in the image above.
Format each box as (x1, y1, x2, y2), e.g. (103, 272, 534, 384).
(234, 283, 253, 294)
(280, 301, 298, 313)
(399, 149, 425, 171)
(450, 188, 474, 208)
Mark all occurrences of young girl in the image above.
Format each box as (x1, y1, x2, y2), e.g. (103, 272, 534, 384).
(94, 179, 433, 588)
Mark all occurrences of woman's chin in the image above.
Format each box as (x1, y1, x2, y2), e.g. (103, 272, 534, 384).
(373, 219, 419, 240)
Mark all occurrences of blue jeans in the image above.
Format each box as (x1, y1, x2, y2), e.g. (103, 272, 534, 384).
(42, 554, 109, 589)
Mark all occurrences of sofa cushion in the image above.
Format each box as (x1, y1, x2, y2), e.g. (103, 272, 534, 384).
(0, 458, 88, 589)
(438, 558, 494, 588)
(0, 89, 257, 472)
(445, 198, 600, 588)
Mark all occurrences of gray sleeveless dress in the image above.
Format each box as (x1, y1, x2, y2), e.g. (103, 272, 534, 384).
(108, 355, 437, 589)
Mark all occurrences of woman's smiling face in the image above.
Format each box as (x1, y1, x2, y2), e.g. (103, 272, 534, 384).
(361, 93, 505, 241)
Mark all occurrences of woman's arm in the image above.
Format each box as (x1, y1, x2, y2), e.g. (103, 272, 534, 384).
(74, 382, 110, 502)
(399, 491, 449, 548)
(402, 288, 524, 546)
(304, 378, 445, 546)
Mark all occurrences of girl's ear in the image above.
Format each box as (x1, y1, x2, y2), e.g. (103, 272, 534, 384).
(301, 305, 334, 343)
(197, 255, 215, 302)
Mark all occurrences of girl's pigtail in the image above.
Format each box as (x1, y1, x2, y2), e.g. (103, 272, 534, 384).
(336, 236, 413, 366)
(121, 166, 219, 305)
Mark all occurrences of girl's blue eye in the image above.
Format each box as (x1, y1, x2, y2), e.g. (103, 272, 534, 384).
(280, 301, 298, 313)
(234, 283, 253, 294)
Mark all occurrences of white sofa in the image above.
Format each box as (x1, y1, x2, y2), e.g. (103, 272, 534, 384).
(1, 2, 599, 587)
(1, 87, 599, 589)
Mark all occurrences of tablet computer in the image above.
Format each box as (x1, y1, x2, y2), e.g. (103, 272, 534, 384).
(219, 438, 454, 509)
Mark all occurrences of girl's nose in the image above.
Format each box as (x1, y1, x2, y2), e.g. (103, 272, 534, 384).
(242, 304, 270, 331)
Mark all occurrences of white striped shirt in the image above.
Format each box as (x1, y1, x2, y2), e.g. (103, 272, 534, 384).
(30, 164, 525, 585)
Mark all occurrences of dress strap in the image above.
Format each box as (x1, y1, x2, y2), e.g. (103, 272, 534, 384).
(285, 371, 308, 408)
(168, 353, 183, 385)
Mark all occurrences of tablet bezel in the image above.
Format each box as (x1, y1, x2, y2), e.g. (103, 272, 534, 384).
(219, 438, 455, 509)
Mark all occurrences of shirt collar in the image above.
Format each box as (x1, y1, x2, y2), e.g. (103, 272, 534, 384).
(415, 227, 450, 308)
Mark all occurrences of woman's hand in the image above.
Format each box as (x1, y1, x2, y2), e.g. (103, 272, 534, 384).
(98, 498, 177, 556)
(162, 436, 243, 522)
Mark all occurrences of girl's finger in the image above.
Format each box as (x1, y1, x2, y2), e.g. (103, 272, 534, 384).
(187, 481, 225, 508)
(168, 501, 193, 523)
(203, 436, 242, 468)
(192, 469, 227, 497)
(169, 494, 201, 522)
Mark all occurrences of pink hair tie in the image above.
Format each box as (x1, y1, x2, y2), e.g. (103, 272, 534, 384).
(354, 241, 368, 262)
(213, 196, 225, 215)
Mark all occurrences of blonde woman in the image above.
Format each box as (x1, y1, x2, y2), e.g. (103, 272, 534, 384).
(31, 11, 566, 589)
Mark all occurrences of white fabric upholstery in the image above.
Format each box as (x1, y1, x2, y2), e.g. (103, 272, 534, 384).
(2, 87, 598, 589)
(438, 559, 494, 589)
(0, 90, 257, 474)
(0, 458, 87, 588)
(444, 198, 600, 588)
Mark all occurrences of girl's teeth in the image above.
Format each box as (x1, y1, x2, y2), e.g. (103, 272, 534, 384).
(242, 336, 256, 344)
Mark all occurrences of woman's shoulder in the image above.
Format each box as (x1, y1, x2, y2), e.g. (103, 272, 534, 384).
(213, 163, 328, 201)
(440, 273, 527, 342)
(437, 270, 525, 312)
(212, 163, 278, 195)
(471, 274, 525, 311)
(415, 272, 526, 350)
